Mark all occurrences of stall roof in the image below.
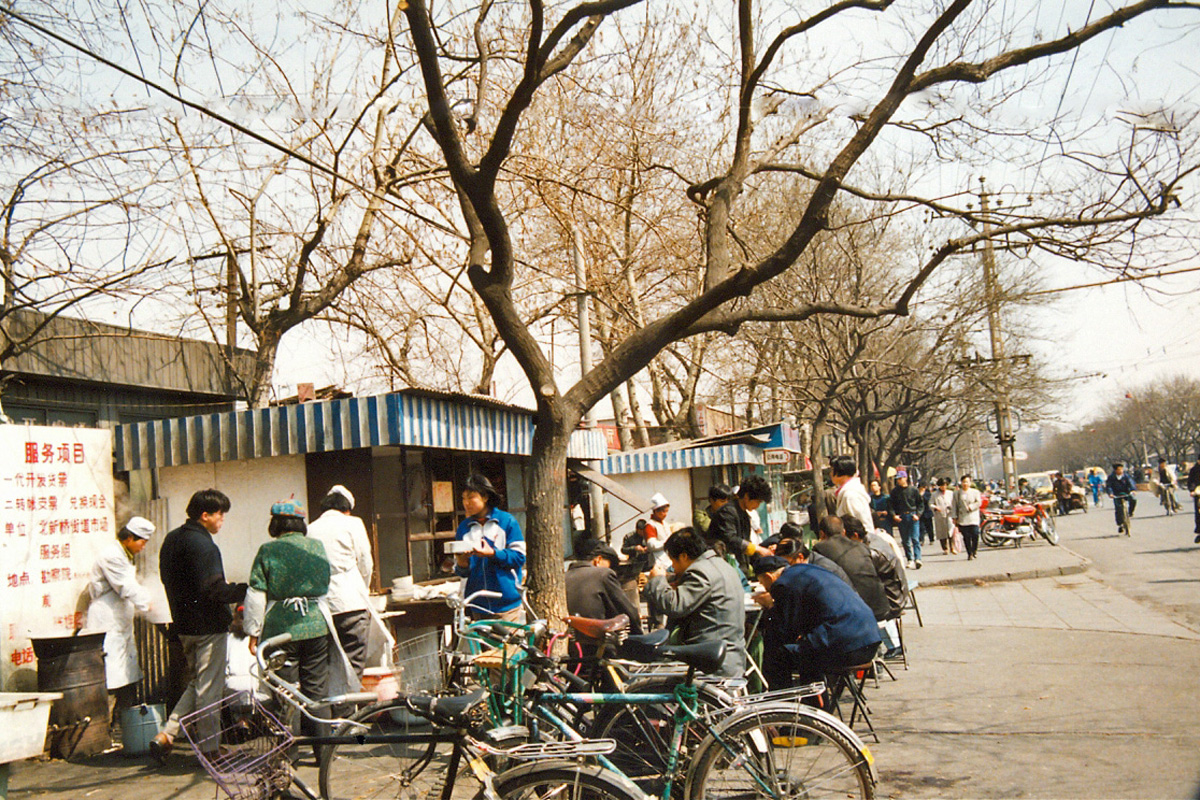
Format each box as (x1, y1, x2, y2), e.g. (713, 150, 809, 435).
(597, 421, 799, 476)
(115, 389, 607, 471)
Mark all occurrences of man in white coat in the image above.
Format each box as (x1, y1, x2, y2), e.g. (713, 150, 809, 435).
(306, 485, 375, 680)
(86, 516, 155, 725)
(831, 456, 875, 533)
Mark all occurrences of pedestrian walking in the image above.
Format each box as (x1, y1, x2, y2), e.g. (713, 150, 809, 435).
(152, 489, 248, 764)
(919, 480, 936, 545)
(929, 477, 956, 554)
(890, 470, 923, 569)
(952, 475, 983, 561)
(86, 516, 155, 730)
(1187, 454, 1200, 543)
(1053, 472, 1074, 516)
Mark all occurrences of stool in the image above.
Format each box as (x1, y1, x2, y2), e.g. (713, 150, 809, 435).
(825, 662, 879, 743)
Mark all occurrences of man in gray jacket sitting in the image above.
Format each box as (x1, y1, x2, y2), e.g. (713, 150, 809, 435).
(644, 527, 746, 678)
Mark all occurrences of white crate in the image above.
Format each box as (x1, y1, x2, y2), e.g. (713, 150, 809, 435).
(0, 692, 61, 763)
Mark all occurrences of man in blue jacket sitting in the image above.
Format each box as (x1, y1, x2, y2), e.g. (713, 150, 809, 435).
(752, 555, 882, 690)
(454, 474, 526, 620)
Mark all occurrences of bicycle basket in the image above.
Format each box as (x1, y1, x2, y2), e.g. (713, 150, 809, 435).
(396, 630, 445, 694)
(179, 691, 294, 800)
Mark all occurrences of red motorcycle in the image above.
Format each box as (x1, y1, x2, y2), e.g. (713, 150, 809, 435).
(981, 495, 1059, 547)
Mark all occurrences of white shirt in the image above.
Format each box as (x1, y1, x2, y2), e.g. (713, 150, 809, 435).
(307, 509, 374, 614)
(835, 476, 875, 533)
(645, 518, 673, 570)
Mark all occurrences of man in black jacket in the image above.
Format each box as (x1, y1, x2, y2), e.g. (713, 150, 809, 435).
(811, 516, 891, 622)
(889, 471, 924, 569)
(706, 475, 774, 574)
(566, 542, 643, 645)
(151, 489, 247, 763)
(1188, 455, 1200, 543)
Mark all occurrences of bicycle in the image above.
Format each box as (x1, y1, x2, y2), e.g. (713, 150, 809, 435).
(1112, 493, 1134, 536)
(180, 631, 645, 800)
(491, 616, 878, 800)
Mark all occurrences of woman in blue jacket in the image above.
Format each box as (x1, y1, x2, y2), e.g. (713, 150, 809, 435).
(454, 474, 526, 620)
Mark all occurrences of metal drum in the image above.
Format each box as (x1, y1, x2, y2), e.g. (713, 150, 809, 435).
(31, 633, 111, 760)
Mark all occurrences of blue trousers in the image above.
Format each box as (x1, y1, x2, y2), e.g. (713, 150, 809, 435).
(898, 517, 922, 562)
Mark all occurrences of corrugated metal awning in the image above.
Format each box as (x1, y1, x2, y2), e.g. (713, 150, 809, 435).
(600, 443, 764, 476)
(115, 391, 608, 470)
(571, 463, 656, 512)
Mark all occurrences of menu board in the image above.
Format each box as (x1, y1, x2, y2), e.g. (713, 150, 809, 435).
(0, 425, 113, 690)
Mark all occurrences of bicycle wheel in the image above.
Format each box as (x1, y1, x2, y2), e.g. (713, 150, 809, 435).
(1039, 514, 1059, 545)
(588, 674, 735, 794)
(488, 761, 645, 800)
(686, 705, 875, 800)
(317, 699, 438, 800)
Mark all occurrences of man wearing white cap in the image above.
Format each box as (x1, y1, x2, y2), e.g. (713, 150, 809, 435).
(306, 485, 375, 679)
(87, 515, 155, 726)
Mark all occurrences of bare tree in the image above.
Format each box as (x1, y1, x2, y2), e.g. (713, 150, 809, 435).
(399, 0, 1197, 617)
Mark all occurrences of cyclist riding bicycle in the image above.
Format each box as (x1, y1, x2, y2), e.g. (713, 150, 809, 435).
(1105, 462, 1137, 534)
(1157, 458, 1180, 514)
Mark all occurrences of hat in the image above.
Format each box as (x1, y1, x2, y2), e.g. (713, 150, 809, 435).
(591, 544, 621, 565)
(760, 534, 782, 549)
(649, 492, 669, 510)
(329, 484, 355, 510)
(895, 470, 908, 480)
(751, 555, 789, 576)
(124, 516, 155, 540)
(271, 496, 307, 518)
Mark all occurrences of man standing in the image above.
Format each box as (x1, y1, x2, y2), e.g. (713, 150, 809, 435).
(86, 516, 155, 730)
(306, 485, 375, 680)
(919, 481, 935, 546)
(454, 474, 526, 620)
(1053, 472, 1074, 517)
(929, 477, 956, 555)
(643, 528, 746, 679)
(152, 489, 247, 763)
(830, 456, 874, 533)
(1157, 458, 1180, 514)
(889, 470, 924, 569)
(952, 475, 983, 560)
(707, 475, 774, 569)
(693, 484, 732, 537)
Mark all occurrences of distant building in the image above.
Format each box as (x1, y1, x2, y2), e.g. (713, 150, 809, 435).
(1, 309, 255, 427)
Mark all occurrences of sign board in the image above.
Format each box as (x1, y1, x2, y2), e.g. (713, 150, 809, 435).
(762, 449, 791, 465)
(1014, 451, 1029, 461)
(0, 425, 113, 691)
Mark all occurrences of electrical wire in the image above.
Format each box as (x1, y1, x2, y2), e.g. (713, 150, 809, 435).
(1022, 263, 1200, 297)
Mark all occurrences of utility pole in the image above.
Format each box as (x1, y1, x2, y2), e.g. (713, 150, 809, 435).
(979, 178, 1019, 497)
(574, 229, 607, 540)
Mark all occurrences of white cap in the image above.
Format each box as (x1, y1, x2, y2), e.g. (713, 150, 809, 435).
(124, 516, 155, 539)
(329, 484, 355, 510)
(649, 492, 669, 510)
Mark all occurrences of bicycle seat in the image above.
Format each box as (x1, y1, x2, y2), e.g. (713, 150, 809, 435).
(406, 689, 487, 727)
(659, 641, 726, 674)
(564, 614, 629, 640)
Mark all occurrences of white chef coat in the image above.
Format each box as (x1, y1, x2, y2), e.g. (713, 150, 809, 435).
(306, 509, 373, 614)
(87, 540, 152, 689)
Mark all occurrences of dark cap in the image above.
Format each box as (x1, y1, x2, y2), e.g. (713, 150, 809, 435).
(751, 555, 789, 576)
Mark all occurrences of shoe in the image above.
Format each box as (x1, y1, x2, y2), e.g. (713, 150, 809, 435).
(914, 560, 922, 569)
(149, 732, 173, 765)
(1194, 533, 1200, 544)
(906, 560, 915, 570)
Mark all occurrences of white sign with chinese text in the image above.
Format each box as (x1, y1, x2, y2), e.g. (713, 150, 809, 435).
(762, 449, 791, 465)
(0, 425, 113, 690)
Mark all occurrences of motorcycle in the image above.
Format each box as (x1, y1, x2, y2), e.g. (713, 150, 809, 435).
(980, 495, 1059, 547)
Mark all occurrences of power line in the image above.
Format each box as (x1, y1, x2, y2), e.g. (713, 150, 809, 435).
(1022, 263, 1200, 297)
(0, 6, 457, 238)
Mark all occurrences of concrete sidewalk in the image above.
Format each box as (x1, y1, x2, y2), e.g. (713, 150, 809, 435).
(909, 530, 1089, 588)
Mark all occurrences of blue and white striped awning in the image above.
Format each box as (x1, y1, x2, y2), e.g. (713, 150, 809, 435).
(114, 391, 607, 471)
(600, 443, 764, 476)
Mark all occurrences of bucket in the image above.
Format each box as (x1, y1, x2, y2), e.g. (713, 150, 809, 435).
(118, 704, 165, 756)
(32, 633, 111, 760)
(361, 667, 399, 702)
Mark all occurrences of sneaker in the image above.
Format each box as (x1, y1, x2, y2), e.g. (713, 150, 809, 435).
(914, 560, 922, 569)
(1194, 533, 1200, 544)
(906, 560, 915, 570)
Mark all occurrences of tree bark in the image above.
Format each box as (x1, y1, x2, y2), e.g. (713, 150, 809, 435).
(523, 409, 574, 622)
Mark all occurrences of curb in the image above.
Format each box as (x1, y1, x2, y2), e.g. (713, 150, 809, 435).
(919, 560, 1089, 587)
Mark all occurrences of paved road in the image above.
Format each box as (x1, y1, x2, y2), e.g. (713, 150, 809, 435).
(1056, 490, 1200, 633)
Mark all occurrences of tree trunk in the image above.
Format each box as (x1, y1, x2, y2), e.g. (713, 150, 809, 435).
(523, 411, 573, 622)
(248, 332, 280, 408)
(626, 378, 651, 447)
(610, 384, 634, 450)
